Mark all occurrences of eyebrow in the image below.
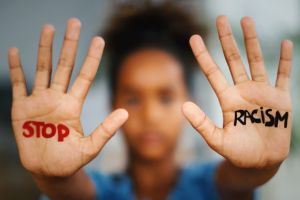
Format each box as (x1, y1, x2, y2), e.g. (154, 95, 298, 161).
(119, 84, 177, 94)
(118, 86, 139, 95)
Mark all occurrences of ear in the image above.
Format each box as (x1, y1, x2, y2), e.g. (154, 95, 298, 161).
(111, 101, 116, 110)
(185, 92, 191, 102)
(183, 87, 192, 102)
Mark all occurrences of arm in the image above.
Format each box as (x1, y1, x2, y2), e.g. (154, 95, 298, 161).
(183, 15, 293, 200)
(215, 160, 279, 200)
(8, 18, 128, 200)
(33, 170, 95, 200)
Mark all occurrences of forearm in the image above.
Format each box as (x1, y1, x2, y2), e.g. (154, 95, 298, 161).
(32, 169, 96, 200)
(216, 160, 280, 200)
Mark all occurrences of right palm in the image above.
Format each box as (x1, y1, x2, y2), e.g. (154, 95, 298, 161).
(8, 18, 128, 177)
(12, 89, 86, 177)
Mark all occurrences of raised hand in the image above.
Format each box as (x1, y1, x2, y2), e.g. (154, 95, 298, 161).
(183, 16, 293, 169)
(8, 18, 128, 177)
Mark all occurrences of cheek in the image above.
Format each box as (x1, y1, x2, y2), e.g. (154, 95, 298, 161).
(121, 114, 141, 140)
(164, 100, 185, 122)
(161, 102, 185, 139)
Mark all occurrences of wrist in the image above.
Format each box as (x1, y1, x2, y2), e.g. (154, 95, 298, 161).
(31, 169, 95, 200)
(216, 160, 281, 192)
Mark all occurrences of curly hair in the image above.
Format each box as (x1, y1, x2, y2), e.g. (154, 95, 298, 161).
(100, 1, 208, 101)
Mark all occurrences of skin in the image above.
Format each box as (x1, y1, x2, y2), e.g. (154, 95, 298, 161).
(113, 49, 188, 199)
(184, 16, 293, 199)
(7, 15, 293, 200)
(8, 18, 128, 199)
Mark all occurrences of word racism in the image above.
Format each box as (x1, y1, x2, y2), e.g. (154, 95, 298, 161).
(23, 121, 70, 142)
(234, 107, 288, 128)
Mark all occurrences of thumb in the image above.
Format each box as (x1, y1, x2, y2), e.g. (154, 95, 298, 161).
(182, 101, 223, 151)
(84, 108, 128, 158)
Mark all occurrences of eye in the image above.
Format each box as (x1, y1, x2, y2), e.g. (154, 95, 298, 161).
(126, 96, 140, 106)
(160, 95, 173, 105)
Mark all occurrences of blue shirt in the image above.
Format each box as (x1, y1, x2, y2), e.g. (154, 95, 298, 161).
(85, 161, 222, 200)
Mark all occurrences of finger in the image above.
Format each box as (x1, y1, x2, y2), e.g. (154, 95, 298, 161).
(8, 47, 27, 100)
(33, 24, 55, 92)
(83, 109, 128, 158)
(69, 37, 104, 101)
(51, 18, 81, 92)
(216, 15, 249, 84)
(189, 34, 230, 98)
(182, 101, 223, 152)
(276, 40, 293, 91)
(241, 16, 268, 83)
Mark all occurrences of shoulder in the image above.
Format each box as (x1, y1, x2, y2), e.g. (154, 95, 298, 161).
(85, 168, 133, 200)
(178, 160, 260, 200)
(171, 160, 222, 200)
(182, 160, 222, 182)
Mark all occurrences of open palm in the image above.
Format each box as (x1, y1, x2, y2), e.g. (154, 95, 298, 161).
(183, 16, 293, 168)
(8, 18, 128, 177)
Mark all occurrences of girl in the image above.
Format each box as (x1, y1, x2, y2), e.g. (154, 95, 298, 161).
(8, 2, 293, 200)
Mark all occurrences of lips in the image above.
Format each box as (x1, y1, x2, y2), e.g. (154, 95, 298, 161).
(138, 131, 163, 145)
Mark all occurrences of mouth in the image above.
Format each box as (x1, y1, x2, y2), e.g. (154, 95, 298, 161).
(138, 130, 163, 146)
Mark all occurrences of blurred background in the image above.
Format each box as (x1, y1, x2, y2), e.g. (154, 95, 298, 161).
(0, 0, 299, 199)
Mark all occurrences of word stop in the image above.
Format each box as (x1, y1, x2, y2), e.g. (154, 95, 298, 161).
(23, 121, 70, 142)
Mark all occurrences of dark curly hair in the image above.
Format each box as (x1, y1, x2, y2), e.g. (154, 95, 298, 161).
(100, 1, 208, 103)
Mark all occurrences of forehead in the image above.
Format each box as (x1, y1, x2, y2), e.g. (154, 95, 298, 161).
(117, 48, 185, 91)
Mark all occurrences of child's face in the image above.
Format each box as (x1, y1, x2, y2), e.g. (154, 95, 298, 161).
(113, 48, 189, 161)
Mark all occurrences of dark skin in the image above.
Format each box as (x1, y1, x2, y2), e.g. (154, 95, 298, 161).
(7, 15, 293, 200)
(113, 49, 188, 199)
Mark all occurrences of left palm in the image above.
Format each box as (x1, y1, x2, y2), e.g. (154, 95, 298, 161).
(183, 16, 293, 168)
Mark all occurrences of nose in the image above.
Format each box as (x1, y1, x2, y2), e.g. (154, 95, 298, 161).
(142, 98, 162, 126)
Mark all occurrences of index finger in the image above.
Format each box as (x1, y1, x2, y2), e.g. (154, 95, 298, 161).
(190, 35, 230, 98)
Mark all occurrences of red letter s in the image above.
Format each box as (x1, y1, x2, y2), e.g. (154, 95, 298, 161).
(23, 121, 34, 138)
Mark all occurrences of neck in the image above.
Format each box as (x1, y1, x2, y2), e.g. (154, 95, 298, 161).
(127, 154, 180, 200)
